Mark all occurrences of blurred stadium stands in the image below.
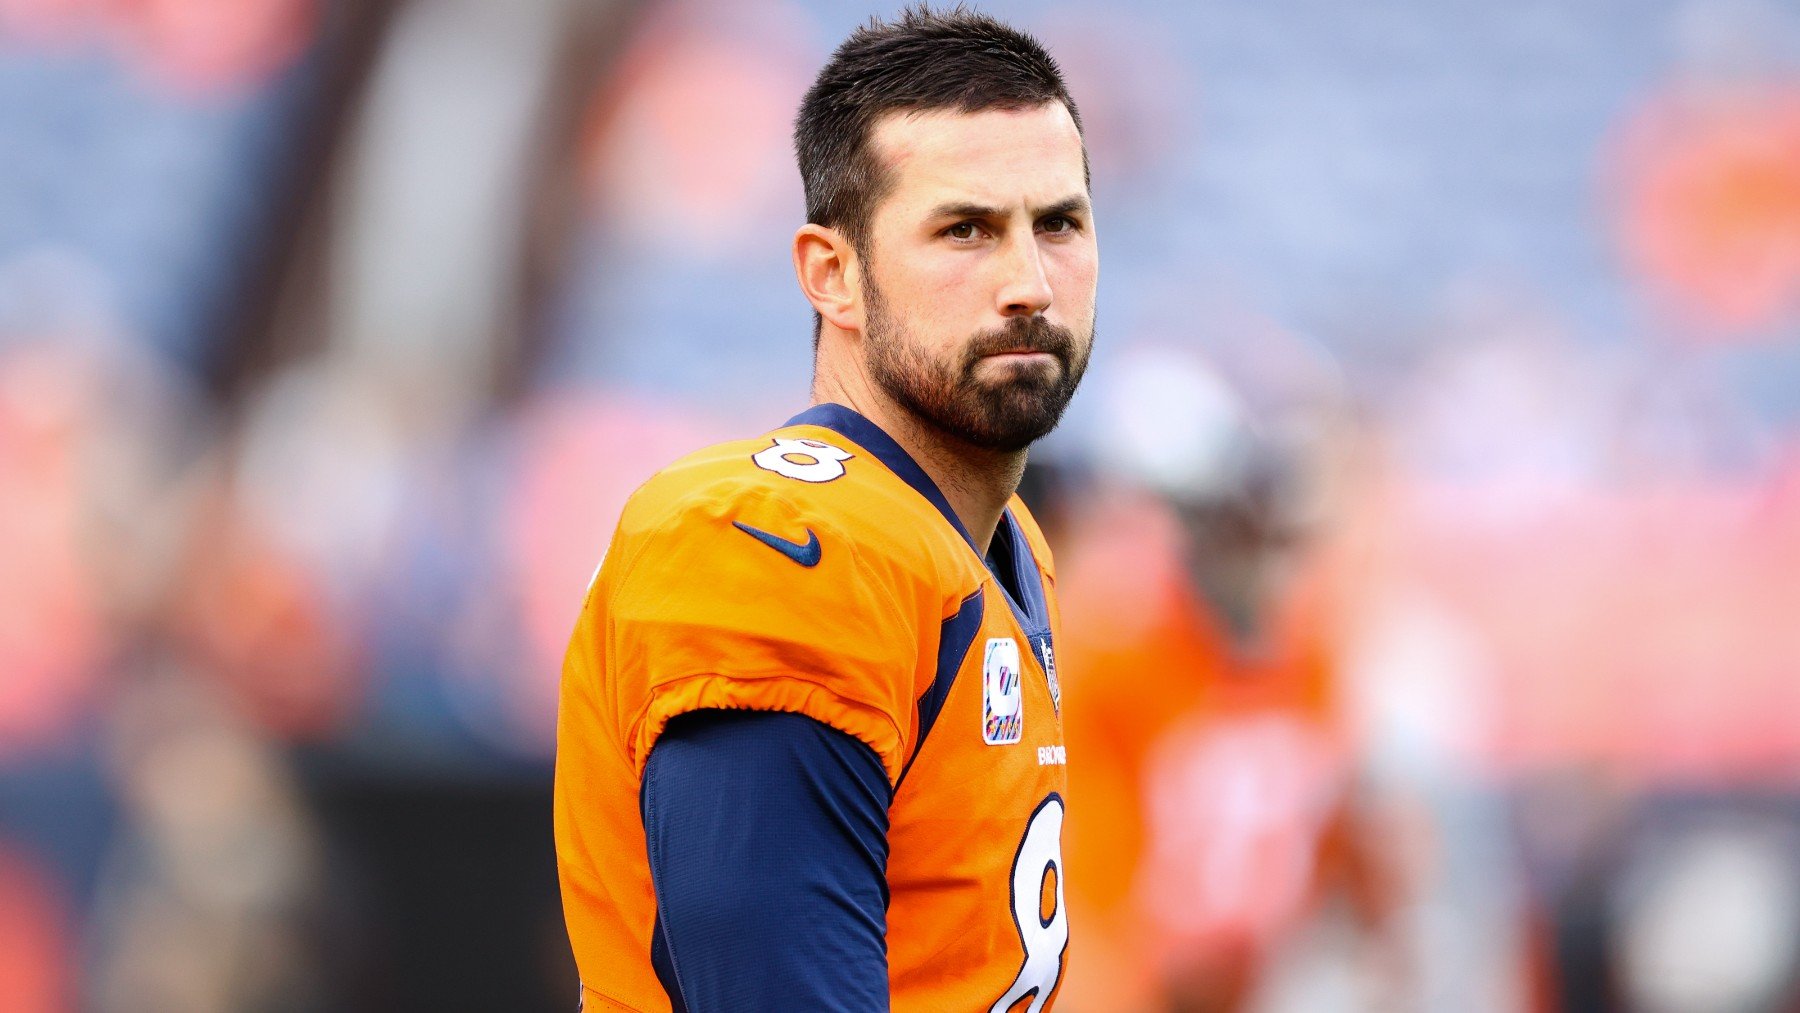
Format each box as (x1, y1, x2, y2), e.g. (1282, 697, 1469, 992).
(2, 0, 1798, 1009)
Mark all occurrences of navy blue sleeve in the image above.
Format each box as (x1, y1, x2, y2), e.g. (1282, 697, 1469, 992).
(640, 709, 893, 1012)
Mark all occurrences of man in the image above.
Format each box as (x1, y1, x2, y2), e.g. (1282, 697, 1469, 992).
(555, 7, 1097, 1012)
(1058, 349, 1390, 1011)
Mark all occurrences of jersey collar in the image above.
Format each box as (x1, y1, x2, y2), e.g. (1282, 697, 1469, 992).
(783, 402, 1051, 636)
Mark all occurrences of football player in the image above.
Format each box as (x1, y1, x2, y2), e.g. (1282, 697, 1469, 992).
(1057, 347, 1385, 1011)
(555, 7, 1098, 1011)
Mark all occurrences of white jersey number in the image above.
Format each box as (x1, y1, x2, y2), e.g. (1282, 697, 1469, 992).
(751, 438, 853, 482)
(991, 794, 1068, 1013)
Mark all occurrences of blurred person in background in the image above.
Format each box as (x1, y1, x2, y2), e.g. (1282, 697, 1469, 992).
(2, 0, 616, 1006)
(87, 672, 325, 1013)
(1056, 345, 1400, 1012)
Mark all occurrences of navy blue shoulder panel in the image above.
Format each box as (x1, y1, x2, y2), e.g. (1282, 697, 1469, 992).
(641, 709, 892, 1012)
(785, 403, 976, 549)
(897, 588, 985, 789)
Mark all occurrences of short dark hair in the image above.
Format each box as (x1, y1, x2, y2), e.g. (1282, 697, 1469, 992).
(795, 4, 1085, 256)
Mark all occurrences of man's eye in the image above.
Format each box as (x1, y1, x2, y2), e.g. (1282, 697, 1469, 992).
(947, 222, 980, 240)
(1040, 216, 1074, 234)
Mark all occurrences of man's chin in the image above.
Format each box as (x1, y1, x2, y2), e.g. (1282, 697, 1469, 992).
(954, 395, 1071, 452)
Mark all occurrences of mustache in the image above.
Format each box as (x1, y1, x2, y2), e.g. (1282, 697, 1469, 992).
(962, 316, 1078, 365)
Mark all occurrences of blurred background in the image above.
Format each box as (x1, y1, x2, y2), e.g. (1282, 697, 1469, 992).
(2, 0, 1799, 1009)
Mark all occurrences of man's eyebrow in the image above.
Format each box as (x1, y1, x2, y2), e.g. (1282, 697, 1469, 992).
(1036, 195, 1092, 219)
(927, 200, 1003, 221)
(926, 195, 1092, 221)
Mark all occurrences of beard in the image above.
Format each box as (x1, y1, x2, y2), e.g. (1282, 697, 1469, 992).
(863, 277, 1092, 453)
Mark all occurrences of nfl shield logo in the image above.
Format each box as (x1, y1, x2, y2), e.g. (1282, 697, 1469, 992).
(983, 638, 1023, 745)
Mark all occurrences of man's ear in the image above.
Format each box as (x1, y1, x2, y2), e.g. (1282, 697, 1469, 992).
(793, 224, 862, 334)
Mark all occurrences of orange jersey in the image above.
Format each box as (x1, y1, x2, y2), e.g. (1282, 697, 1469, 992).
(555, 404, 1071, 1012)
(1055, 497, 1347, 1011)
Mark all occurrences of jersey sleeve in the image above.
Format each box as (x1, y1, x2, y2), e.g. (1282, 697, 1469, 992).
(642, 710, 891, 1011)
(602, 480, 932, 785)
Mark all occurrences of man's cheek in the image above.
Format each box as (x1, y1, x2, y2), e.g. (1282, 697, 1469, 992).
(1051, 260, 1098, 306)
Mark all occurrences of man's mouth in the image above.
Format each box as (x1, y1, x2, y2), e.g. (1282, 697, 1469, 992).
(966, 318, 1075, 371)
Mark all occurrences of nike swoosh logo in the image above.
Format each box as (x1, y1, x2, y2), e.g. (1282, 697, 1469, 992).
(732, 521, 822, 567)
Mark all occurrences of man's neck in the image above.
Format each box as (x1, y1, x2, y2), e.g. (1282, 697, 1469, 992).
(812, 368, 1023, 557)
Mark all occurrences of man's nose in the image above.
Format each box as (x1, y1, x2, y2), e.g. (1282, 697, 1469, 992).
(995, 234, 1053, 318)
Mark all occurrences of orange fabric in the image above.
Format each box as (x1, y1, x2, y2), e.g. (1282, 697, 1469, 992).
(602, 449, 941, 782)
(556, 418, 1072, 1011)
(1056, 497, 1345, 1011)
